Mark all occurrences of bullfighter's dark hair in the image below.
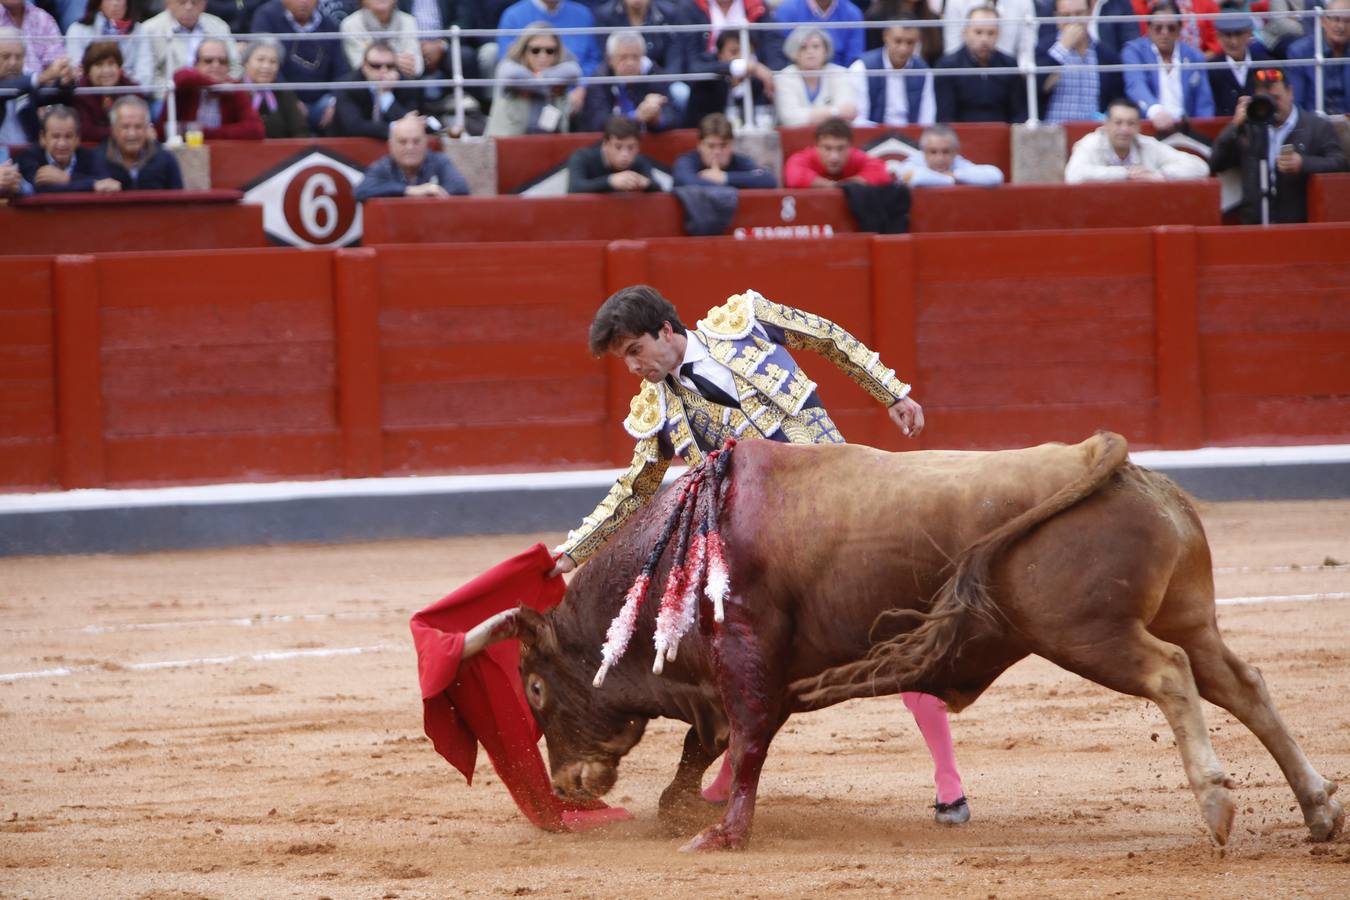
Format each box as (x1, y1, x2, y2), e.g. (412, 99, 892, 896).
(814, 117, 852, 144)
(588, 285, 687, 356)
(1106, 96, 1138, 117)
(603, 115, 641, 142)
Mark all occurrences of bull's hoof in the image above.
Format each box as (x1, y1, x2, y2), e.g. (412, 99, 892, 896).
(658, 790, 721, 835)
(1201, 789, 1236, 846)
(1304, 782, 1344, 842)
(933, 796, 971, 827)
(679, 823, 748, 852)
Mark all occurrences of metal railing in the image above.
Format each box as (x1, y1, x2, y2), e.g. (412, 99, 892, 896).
(4, 10, 1346, 141)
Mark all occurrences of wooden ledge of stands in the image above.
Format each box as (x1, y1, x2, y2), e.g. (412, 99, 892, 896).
(12, 189, 245, 208)
(909, 179, 1222, 232)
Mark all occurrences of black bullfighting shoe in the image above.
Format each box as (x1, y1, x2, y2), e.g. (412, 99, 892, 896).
(933, 796, 971, 826)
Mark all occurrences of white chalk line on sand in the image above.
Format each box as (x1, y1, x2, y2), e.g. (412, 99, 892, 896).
(2, 592, 1348, 684)
(1, 609, 396, 637)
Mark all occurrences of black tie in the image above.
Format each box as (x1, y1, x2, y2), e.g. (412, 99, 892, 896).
(680, 363, 740, 408)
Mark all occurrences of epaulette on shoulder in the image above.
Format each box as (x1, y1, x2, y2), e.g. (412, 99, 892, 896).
(624, 380, 667, 439)
(698, 292, 757, 341)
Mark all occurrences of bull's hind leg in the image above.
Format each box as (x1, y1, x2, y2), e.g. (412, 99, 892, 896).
(1040, 623, 1237, 845)
(1171, 624, 1344, 841)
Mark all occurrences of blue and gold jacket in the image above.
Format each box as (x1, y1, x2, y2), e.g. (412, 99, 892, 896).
(557, 290, 911, 564)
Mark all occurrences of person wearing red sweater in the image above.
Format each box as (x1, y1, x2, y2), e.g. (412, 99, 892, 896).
(783, 116, 892, 188)
(161, 38, 264, 141)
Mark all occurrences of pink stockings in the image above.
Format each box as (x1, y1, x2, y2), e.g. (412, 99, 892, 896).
(701, 691, 964, 804)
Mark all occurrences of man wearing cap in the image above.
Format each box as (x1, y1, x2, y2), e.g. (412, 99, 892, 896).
(1206, 11, 1271, 117)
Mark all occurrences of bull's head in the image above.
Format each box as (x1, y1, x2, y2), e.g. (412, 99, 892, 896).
(466, 607, 648, 801)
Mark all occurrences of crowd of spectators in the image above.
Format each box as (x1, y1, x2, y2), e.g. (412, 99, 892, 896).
(1, 0, 1347, 218)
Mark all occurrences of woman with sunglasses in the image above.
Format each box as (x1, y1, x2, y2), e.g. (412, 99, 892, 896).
(486, 23, 582, 136)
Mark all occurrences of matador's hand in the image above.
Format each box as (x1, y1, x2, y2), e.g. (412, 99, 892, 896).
(547, 553, 577, 578)
(888, 396, 925, 439)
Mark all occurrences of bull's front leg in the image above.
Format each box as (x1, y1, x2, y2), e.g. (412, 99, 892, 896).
(681, 613, 787, 852)
(658, 726, 726, 834)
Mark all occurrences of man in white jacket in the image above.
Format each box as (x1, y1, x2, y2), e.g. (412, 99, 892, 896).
(1065, 97, 1211, 183)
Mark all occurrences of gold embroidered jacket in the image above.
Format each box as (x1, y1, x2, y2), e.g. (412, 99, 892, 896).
(557, 290, 911, 564)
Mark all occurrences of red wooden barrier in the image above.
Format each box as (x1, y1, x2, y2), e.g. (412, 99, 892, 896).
(0, 256, 58, 489)
(0, 193, 266, 256)
(1308, 173, 1350, 222)
(909, 180, 1221, 232)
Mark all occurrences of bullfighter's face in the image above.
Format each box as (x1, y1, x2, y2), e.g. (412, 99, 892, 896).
(611, 320, 683, 384)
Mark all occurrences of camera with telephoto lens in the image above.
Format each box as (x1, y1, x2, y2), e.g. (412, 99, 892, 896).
(1246, 94, 1277, 124)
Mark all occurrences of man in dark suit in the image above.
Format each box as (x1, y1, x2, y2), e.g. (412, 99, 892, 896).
(16, 105, 121, 193)
(1206, 12, 1271, 117)
(0, 29, 75, 146)
(935, 6, 1027, 123)
(330, 39, 425, 137)
(1210, 68, 1349, 224)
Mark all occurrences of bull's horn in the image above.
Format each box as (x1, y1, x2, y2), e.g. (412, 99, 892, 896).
(593, 662, 611, 687)
(461, 609, 520, 661)
(652, 654, 665, 675)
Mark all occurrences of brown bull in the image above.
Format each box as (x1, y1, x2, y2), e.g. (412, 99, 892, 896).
(482, 433, 1343, 851)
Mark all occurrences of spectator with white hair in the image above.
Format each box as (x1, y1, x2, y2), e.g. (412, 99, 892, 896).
(578, 28, 677, 133)
(142, 0, 240, 91)
(0, 0, 64, 74)
(897, 124, 1005, 186)
(101, 95, 183, 190)
(241, 39, 311, 137)
(340, 0, 422, 77)
(0, 25, 76, 146)
(775, 26, 859, 127)
(773, 0, 868, 67)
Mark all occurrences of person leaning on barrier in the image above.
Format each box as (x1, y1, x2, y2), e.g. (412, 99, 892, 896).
(242, 38, 311, 137)
(783, 115, 890, 187)
(775, 26, 859, 127)
(66, 0, 153, 87)
(485, 22, 580, 136)
(329, 39, 426, 136)
(1121, 0, 1216, 132)
(578, 28, 678, 133)
(0, 0, 64, 74)
(16, 104, 122, 193)
(101, 94, 183, 189)
(1287, 0, 1349, 114)
(1209, 66, 1349, 223)
(1206, 10, 1272, 117)
(566, 114, 663, 193)
(935, 6, 1027, 123)
(1065, 95, 1211, 181)
(681, 24, 776, 129)
(672, 112, 777, 187)
(1036, 0, 1125, 124)
(75, 40, 146, 143)
(353, 112, 469, 199)
(849, 23, 936, 127)
(896, 123, 1005, 185)
(0, 26, 75, 146)
(164, 37, 265, 138)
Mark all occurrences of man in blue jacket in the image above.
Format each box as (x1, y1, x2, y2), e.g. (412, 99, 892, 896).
(354, 113, 470, 199)
(1287, 0, 1349, 115)
(1121, 0, 1215, 131)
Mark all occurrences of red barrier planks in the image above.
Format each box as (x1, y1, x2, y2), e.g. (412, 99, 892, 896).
(0, 257, 58, 490)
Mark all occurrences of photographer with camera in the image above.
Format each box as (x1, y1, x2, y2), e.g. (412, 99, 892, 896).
(1209, 68, 1348, 224)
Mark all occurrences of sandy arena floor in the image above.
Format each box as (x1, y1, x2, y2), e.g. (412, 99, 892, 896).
(2, 499, 1349, 899)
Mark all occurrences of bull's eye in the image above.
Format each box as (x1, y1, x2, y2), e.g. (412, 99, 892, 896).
(526, 674, 547, 711)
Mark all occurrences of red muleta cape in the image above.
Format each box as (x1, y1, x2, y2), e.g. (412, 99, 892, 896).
(409, 543, 630, 832)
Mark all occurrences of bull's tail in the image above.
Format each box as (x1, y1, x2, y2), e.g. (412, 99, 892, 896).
(791, 431, 1130, 713)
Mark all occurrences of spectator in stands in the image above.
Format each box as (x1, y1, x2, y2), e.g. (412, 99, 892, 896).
(1065, 95, 1211, 180)
(167, 38, 265, 138)
(495, 0, 602, 76)
(101, 95, 183, 188)
(67, 0, 152, 87)
(0, 145, 32, 196)
(896, 123, 1005, 185)
(783, 115, 890, 187)
(0, 0, 64, 74)
(16, 105, 122, 192)
(1038, 0, 1125, 123)
(205, 0, 268, 33)
(673, 112, 777, 187)
(595, 0, 681, 72)
(250, 0, 346, 128)
(341, 0, 421, 76)
(862, 0, 943, 63)
(1262, 0, 1318, 59)
(579, 29, 677, 133)
(849, 23, 936, 127)
(143, 0, 239, 90)
(1210, 67, 1348, 222)
(682, 25, 776, 129)
(773, 0, 867, 68)
(775, 26, 859, 127)
(406, 0, 482, 119)
(1128, 0, 1220, 55)
(1206, 10, 1271, 116)
(242, 39, 311, 136)
(1122, 1, 1216, 130)
(354, 112, 468, 198)
(76, 41, 145, 145)
(0, 26, 75, 145)
(935, 7, 1027, 122)
(330, 39, 423, 136)
(941, 0, 1037, 68)
(1288, 0, 1348, 114)
(485, 22, 580, 136)
(1091, 0, 1143, 55)
(566, 114, 662, 192)
(683, 0, 785, 72)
